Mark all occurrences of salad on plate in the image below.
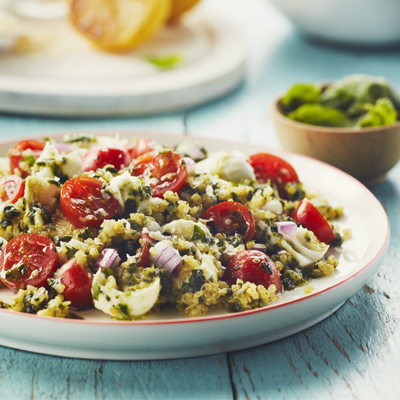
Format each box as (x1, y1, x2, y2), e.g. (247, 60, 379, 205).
(0, 133, 348, 320)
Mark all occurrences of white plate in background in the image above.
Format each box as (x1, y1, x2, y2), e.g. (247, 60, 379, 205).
(0, 5, 245, 116)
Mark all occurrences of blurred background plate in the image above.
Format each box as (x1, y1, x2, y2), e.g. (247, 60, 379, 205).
(0, 4, 245, 117)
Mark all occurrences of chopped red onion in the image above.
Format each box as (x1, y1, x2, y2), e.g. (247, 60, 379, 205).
(182, 157, 196, 174)
(276, 221, 297, 240)
(251, 243, 267, 252)
(189, 145, 206, 161)
(55, 143, 75, 153)
(149, 241, 182, 275)
(182, 157, 195, 166)
(177, 142, 205, 161)
(93, 248, 121, 272)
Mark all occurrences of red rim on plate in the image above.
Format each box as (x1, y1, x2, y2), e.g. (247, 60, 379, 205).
(0, 131, 390, 326)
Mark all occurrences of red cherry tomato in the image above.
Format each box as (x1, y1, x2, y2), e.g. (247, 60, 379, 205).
(224, 250, 282, 292)
(0, 175, 25, 203)
(131, 150, 188, 198)
(60, 177, 119, 229)
(136, 233, 154, 269)
(248, 153, 300, 198)
(0, 233, 58, 290)
(293, 198, 336, 244)
(82, 146, 131, 172)
(201, 201, 255, 243)
(127, 137, 159, 159)
(9, 140, 46, 177)
(56, 259, 93, 309)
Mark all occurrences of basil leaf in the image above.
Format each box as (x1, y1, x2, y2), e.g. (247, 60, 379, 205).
(357, 97, 397, 128)
(192, 224, 206, 241)
(145, 54, 183, 70)
(321, 74, 400, 117)
(288, 104, 354, 128)
(23, 156, 36, 167)
(280, 83, 321, 113)
(92, 282, 100, 301)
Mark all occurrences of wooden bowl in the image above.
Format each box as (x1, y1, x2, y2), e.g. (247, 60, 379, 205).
(272, 97, 400, 185)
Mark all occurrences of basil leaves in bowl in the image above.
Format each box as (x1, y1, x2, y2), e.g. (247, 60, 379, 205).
(272, 75, 400, 185)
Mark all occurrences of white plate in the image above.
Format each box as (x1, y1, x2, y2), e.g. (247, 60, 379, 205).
(0, 132, 390, 360)
(0, 6, 245, 116)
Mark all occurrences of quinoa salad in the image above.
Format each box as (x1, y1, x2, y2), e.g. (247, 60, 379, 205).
(0, 133, 348, 320)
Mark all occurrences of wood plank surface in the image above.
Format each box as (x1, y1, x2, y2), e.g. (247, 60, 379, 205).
(0, 350, 233, 399)
(1, 0, 400, 399)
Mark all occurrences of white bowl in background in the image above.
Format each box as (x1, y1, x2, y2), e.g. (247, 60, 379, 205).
(268, 0, 400, 46)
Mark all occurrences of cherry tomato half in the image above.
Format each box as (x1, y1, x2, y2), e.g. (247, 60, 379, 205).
(248, 153, 300, 198)
(224, 250, 282, 292)
(10, 140, 46, 177)
(131, 150, 188, 198)
(0, 233, 58, 290)
(293, 198, 336, 244)
(82, 146, 131, 173)
(0, 175, 25, 204)
(201, 201, 255, 244)
(136, 233, 154, 269)
(127, 137, 159, 159)
(60, 177, 119, 229)
(56, 259, 93, 309)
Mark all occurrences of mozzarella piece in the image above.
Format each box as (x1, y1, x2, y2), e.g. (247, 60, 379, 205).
(137, 198, 151, 212)
(34, 143, 58, 179)
(24, 176, 60, 209)
(290, 226, 329, 261)
(261, 199, 283, 215)
(0, 157, 10, 176)
(108, 171, 151, 214)
(268, 225, 329, 267)
(147, 230, 169, 241)
(34, 142, 82, 179)
(36, 141, 58, 162)
(33, 166, 55, 180)
(144, 219, 163, 233)
(194, 149, 255, 182)
(163, 220, 211, 241)
(93, 270, 160, 319)
(61, 150, 82, 178)
(198, 254, 219, 281)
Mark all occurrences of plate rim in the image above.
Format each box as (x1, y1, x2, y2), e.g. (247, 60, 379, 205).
(0, 130, 390, 326)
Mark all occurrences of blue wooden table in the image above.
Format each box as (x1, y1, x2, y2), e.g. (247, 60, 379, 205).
(1, 0, 400, 398)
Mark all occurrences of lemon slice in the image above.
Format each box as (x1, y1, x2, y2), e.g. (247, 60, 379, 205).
(168, 0, 201, 23)
(69, 0, 171, 51)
